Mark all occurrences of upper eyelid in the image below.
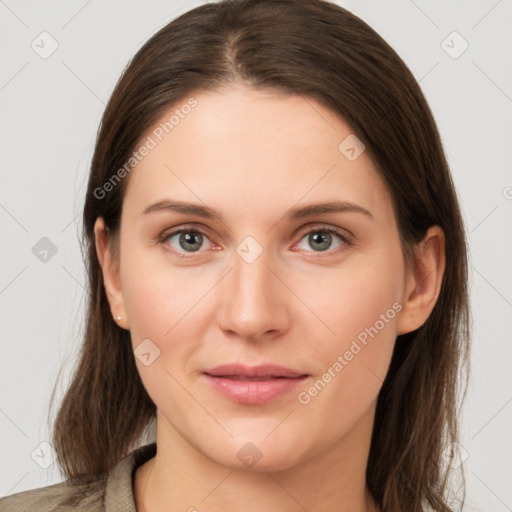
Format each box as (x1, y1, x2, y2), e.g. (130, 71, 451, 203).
(295, 223, 353, 240)
(160, 222, 351, 238)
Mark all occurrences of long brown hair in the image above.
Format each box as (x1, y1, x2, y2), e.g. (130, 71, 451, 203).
(49, 1, 470, 510)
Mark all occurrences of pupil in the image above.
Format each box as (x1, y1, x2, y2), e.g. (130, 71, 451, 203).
(180, 232, 202, 252)
(310, 232, 331, 251)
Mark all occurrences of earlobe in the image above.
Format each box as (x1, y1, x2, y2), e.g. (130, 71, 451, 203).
(93, 217, 129, 329)
(397, 226, 446, 335)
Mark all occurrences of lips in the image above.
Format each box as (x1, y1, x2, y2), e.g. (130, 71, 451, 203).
(204, 363, 307, 379)
(202, 364, 309, 404)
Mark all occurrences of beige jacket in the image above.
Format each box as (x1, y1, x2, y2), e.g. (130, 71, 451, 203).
(0, 443, 156, 511)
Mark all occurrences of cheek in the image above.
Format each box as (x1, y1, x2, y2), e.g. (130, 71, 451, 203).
(119, 260, 197, 394)
(299, 248, 403, 351)
(121, 246, 212, 340)
(295, 296, 399, 440)
(293, 248, 403, 416)
(120, 259, 211, 408)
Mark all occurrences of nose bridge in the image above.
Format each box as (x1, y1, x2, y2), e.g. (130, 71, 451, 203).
(218, 240, 288, 340)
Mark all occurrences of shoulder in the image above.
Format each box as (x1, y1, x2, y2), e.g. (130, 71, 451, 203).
(0, 442, 156, 512)
(0, 476, 107, 511)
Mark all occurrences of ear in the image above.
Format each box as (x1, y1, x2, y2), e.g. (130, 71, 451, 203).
(94, 217, 129, 330)
(397, 225, 446, 335)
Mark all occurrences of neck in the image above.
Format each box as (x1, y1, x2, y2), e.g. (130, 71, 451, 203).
(135, 407, 378, 512)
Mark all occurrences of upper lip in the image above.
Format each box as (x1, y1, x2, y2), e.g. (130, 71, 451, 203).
(203, 364, 308, 379)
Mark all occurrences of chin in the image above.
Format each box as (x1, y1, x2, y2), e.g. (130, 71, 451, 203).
(202, 433, 313, 473)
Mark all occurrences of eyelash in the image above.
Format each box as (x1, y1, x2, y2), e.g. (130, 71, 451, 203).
(158, 224, 353, 259)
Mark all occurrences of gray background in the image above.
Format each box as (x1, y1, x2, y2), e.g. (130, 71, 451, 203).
(1, 0, 511, 510)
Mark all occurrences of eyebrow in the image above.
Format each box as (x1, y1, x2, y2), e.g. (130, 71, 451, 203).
(141, 199, 373, 222)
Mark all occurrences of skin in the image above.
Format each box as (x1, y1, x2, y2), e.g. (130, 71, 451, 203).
(94, 83, 445, 512)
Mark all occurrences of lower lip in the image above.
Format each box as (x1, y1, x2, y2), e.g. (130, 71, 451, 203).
(203, 374, 309, 405)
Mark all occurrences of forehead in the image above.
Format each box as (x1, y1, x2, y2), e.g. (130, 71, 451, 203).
(122, 85, 392, 223)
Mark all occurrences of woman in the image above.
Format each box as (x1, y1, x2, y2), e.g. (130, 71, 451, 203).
(0, 0, 469, 510)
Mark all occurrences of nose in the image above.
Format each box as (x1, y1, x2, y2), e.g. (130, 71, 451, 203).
(217, 246, 290, 343)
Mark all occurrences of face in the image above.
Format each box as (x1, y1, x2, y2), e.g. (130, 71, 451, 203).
(101, 84, 411, 471)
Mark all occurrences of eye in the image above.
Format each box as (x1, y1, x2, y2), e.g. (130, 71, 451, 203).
(294, 226, 351, 254)
(160, 228, 214, 256)
(158, 224, 352, 258)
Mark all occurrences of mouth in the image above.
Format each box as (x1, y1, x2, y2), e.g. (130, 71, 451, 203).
(207, 375, 297, 381)
(202, 364, 309, 404)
